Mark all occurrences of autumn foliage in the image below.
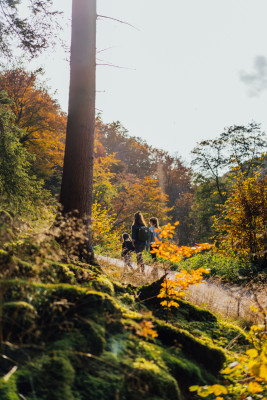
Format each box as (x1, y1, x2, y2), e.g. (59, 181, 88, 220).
(158, 268, 210, 310)
(152, 222, 212, 263)
(213, 166, 267, 260)
(190, 308, 267, 399)
(0, 68, 66, 178)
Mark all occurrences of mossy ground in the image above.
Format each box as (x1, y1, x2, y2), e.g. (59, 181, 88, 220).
(0, 238, 251, 400)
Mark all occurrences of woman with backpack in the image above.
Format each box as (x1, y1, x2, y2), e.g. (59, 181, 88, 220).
(132, 211, 150, 273)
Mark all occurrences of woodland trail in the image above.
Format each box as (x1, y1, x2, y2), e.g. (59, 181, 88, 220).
(96, 254, 267, 325)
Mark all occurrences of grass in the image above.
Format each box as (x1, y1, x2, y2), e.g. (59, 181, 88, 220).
(100, 254, 267, 327)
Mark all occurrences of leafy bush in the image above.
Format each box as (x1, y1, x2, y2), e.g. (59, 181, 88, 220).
(173, 251, 255, 283)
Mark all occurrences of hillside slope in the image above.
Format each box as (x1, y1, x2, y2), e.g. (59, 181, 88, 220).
(0, 237, 250, 400)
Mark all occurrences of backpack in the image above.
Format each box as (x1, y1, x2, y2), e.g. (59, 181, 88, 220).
(138, 226, 150, 241)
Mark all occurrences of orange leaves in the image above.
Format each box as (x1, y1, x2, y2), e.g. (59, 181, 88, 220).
(111, 175, 171, 228)
(153, 222, 211, 317)
(0, 68, 66, 178)
(136, 320, 158, 339)
(153, 222, 212, 263)
(158, 268, 210, 310)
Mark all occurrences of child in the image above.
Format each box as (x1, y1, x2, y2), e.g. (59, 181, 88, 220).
(121, 233, 135, 274)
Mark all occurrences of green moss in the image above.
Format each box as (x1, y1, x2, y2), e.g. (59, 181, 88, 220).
(2, 301, 37, 341)
(161, 350, 215, 392)
(41, 262, 76, 284)
(91, 275, 114, 295)
(18, 355, 75, 400)
(51, 321, 106, 356)
(173, 299, 217, 322)
(126, 358, 181, 400)
(118, 293, 135, 305)
(0, 249, 10, 265)
(75, 372, 122, 400)
(183, 320, 250, 352)
(0, 376, 20, 400)
(0, 253, 249, 400)
(17, 259, 38, 278)
(155, 320, 226, 375)
(137, 278, 217, 323)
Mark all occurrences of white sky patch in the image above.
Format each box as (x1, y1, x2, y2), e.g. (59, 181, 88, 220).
(28, 0, 267, 163)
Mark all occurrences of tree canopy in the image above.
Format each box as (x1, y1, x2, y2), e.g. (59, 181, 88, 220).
(0, 0, 60, 57)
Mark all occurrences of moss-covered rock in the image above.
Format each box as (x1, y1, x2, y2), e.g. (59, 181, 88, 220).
(17, 354, 75, 400)
(137, 278, 217, 323)
(155, 320, 226, 374)
(2, 301, 37, 342)
(126, 359, 181, 400)
(0, 252, 249, 400)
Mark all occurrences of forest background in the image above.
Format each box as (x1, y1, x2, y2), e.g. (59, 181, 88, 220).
(0, 66, 266, 282)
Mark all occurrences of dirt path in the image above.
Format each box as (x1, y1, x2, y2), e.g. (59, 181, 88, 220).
(97, 254, 267, 325)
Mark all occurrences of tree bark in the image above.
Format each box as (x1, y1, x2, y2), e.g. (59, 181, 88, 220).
(59, 0, 97, 264)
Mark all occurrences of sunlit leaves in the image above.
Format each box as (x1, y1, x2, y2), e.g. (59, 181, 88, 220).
(213, 166, 267, 259)
(190, 308, 267, 399)
(136, 320, 158, 339)
(155, 223, 210, 314)
(0, 68, 66, 179)
(92, 202, 121, 253)
(153, 222, 212, 263)
(158, 267, 210, 312)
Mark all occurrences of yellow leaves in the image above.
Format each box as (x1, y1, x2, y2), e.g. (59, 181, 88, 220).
(250, 324, 265, 332)
(250, 305, 260, 313)
(212, 167, 267, 258)
(247, 349, 258, 358)
(190, 318, 267, 398)
(92, 202, 121, 253)
(259, 363, 267, 380)
(248, 381, 263, 393)
(189, 384, 228, 397)
(158, 268, 209, 311)
(211, 385, 228, 396)
(160, 300, 179, 308)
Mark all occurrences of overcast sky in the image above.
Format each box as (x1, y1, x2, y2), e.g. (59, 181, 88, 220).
(32, 0, 267, 163)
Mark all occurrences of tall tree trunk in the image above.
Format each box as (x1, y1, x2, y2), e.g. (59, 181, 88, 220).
(59, 0, 97, 264)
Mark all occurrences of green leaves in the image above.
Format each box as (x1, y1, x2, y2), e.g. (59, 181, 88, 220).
(0, 0, 60, 57)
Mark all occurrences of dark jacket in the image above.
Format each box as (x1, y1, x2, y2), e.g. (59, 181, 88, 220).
(132, 224, 143, 243)
(121, 240, 135, 257)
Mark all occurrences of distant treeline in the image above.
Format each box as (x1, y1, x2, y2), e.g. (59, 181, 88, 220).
(0, 67, 266, 249)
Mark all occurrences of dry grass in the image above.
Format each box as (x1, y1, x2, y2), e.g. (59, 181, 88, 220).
(98, 254, 267, 326)
(188, 279, 267, 326)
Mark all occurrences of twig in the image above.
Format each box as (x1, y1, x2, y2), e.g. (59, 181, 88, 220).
(97, 63, 136, 71)
(225, 332, 243, 350)
(3, 366, 18, 382)
(97, 15, 139, 31)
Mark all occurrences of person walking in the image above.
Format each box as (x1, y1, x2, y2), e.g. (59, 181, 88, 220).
(132, 211, 150, 273)
(121, 233, 135, 275)
(149, 217, 161, 262)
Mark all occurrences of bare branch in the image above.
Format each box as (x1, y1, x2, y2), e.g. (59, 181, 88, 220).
(97, 14, 139, 31)
(97, 47, 116, 54)
(97, 63, 136, 71)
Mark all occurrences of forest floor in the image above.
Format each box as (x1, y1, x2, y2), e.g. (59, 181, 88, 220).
(97, 254, 267, 327)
